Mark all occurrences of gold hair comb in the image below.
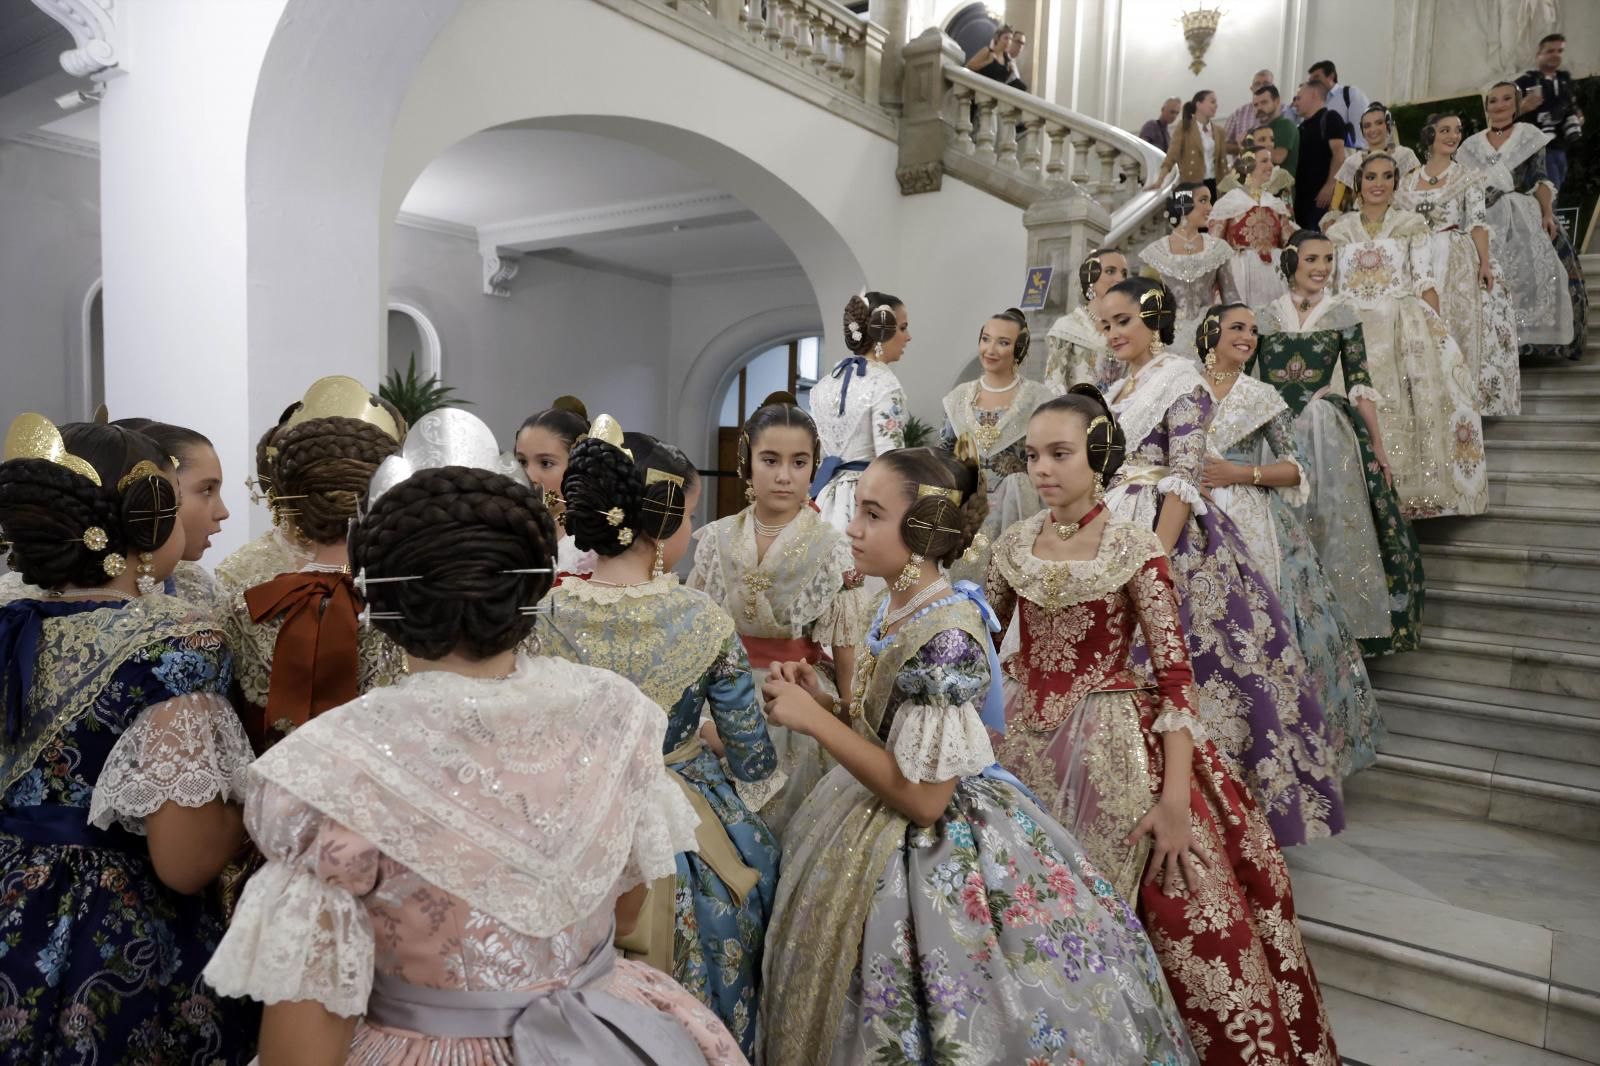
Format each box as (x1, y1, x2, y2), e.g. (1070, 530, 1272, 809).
(4, 414, 101, 486)
(116, 460, 166, 493)
(582, 414, 634, 460)
(917, 484, 963, 506)
(283, 376, 401, 443)
(645, 468, 685, 489)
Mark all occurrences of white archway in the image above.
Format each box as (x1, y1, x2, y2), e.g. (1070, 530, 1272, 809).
(385, 300, 443, 381)
(80, 277, 103, 417)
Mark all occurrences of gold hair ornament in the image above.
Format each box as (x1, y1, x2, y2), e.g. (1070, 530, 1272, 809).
(282, 376, 401, 443)
(3, 414, 101, 486)
(952, 433, 982, 470)
(642, 468, 686, 577)
(581, 414, 634, 460)
(917, 484, 963, 506)
(116, 460, 165, 493)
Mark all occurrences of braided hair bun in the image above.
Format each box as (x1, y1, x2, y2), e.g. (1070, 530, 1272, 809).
(843, 290, 903, 356)
(350, 466, 557, 660)
(0, 424, 179, 590)
(274, 416, 401, 544)
(1040, 385, 1128, 485)
(562, 430, 698, 557)
(1165, 182, 1203, 228)
(1195, 301, 1252, 359)
(1106, 277, 1177, 345)
(878, 447, 986, 568)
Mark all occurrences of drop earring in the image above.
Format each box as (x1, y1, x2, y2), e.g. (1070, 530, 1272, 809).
(892, 553, 923, 593)
(873, 341, 885, 361)
(135, 552, 157, 596)
(745, 483, 756, 505)
(1093, 473, 1107, 502)
(652, 541, 667, 580)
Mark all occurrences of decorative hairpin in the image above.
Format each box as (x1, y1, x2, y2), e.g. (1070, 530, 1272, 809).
(283, 376, 402, 443)
(917, 484, 963, 506)
(367, 408, 527, 506)
(3, 414, 101, 486)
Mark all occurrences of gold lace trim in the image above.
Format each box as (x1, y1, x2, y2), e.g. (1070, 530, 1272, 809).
(990, 516, 1164, 609)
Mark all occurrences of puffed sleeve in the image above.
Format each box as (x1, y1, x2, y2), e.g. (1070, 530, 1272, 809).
(1158, 386, 1211, 515)
(1128, 556, 1204, 742)
(1339, 321, 1380, 406)
(872, 383, 909, 455)
(886, 629, 997, 783)
(202, 775, 378, 1016)
(705, 630, 785, 810)
(983, 548, 1018, 638)
(684, 525, 725, 605)
(1215, 261, 1241, 304)
(1262, 410, 1312, 507)
(88, 633, 253, 833)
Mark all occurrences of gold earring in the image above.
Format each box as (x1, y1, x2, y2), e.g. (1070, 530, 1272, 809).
(135, 552, 158, 596)
(745, 483, 756, 504)
(1093, 473, 1107, 501)
(874, 341, 885, 360)
(102, 552, 126, 578)
(1204, 349, 1217, 372)
(892, 554, 923, 592)
(652, 541, 666, 579)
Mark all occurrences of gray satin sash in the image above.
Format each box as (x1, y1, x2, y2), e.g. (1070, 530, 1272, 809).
(363, 927, 705, 1065)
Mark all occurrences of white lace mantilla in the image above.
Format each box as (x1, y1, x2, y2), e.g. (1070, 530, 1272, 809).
(941, 378, 1058, 460)
(887, 700, 996, 784)
(1104, 353, 1209, 457)
(88, 691, 255, 834)
(1137, 233, 1232, 282)
(1460, 124, 1554, 184)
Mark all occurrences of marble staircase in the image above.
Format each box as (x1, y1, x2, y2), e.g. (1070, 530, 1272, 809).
(1292, 258, 1600, 1063)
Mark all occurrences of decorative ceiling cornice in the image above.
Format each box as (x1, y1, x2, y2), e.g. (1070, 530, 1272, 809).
(31, 0, 124, 81)
(4, 128, 100, 159)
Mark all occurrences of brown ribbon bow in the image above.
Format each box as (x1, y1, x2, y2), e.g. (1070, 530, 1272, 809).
(244, 571, 362, 733)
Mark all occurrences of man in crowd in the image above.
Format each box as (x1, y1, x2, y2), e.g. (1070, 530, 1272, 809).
(1225, 69, 1276, 156)
(1141, 97, 1180, 152)
(1252, 83, 1299, 175)
(1307, 60, 1368, 146)
(1293, 80, 1348, 228)
(1006, 28, 1029, 93)
(1516, 32, 1584, 190)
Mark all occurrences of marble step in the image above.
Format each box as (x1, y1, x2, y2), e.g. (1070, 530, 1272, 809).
(1378, 684, 1600, 766)
(1484, 439, 1600, 474)
(1422, 582, 1600, 644)
(1416, 506, 1600, 550)
(1483, 414, 1600, 442)
(1420, 542, 1600, 596)
(1350, 734, 1600, 840)
(1286, 798, 1600, 1061)
(1488, 471, 1600, 510)
(1322, 988, 1592, 1066)
(1370, 626, 1599, 700)
(1521, 387, 1600, 415)
(1522, 362, 1600, 391)
(1366, 670, 1600, 725)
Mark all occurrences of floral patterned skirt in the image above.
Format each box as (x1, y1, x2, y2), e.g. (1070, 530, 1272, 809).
(0, 829, 258, 1065)
(761, 768, 1195, 1066)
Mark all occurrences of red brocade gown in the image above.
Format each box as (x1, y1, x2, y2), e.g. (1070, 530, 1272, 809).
(988, 513, 1338, 1066)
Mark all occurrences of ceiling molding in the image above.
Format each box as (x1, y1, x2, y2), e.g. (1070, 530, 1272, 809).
(31, 0, 124, 81)
(394, 209, 478, 243)
(671, 262, 805, 285)
(478, 190, 751, 253)
(525, 248, 672, 287)
(4, 127, 98, 158)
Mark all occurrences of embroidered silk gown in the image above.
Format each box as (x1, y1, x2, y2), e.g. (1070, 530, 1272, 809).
(1398, 162, 1521, 415)
(1326, 208, 1488, 518)
(1207, 186, 1298, 306)
(809, 357, 908, 533)
(1204, 377, 1381, 774)
(761, 587, 1196, 1066)
(0, 561, 223, 618)
(687, 507, 871, 839)
(939, 376, 1059, 581)
(1253, 295, 1423, 656)
(1045, 305, 1121, 392)
(536, 575, 781, 1057)
(1099, 353, 1343, 845)
(988, 517, 1339, 1065)
(0, 594, 258, 1064)
(1460, 125, 1587, 361)
(1137, 234, 1239, 363)
(204, 657, 747, 1065)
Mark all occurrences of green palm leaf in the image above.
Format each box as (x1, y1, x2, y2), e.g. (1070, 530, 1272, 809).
(380, 354, 473, 426)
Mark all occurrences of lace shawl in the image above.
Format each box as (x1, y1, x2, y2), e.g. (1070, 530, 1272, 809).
(1103, 353, 1210, 461)
(231, 657, 699, 941)
(1208, 187, 1294, 225)
(1460, 125, 1554, 184)
(1137, 233, 1232, 282)
(1256, 293, 1363, 336)
(1207, 378, 1312, 506)
(940, 378, 1058, 461)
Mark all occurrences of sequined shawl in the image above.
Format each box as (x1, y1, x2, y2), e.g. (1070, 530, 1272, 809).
(940, 378, 1058, 463)
(1205, 376, 1293, 455)
(1103, 352, 1210, 453)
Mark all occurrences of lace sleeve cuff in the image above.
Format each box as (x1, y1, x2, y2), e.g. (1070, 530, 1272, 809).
(733, 765, 790, 814)
(1276, 456, 1311, 507)
(1151, 708, 1206, 743)
(1346, 383, 1381, 406)
(202, 859, 374, 1017)
(812, 584, 873, 648)
(619, 767, 700, 892)
(88, 692, 254, 834)
(888, 701, 997, 784)
(1156, 474, 1209, 516)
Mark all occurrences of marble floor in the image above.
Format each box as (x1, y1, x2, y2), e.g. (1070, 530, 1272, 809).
(1327, 988, 1590, 1065)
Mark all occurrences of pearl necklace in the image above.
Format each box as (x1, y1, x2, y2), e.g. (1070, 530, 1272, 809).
(881, 577, 950, 631)
(753, 513, 795, 538)
(979, 376, 1020, 393)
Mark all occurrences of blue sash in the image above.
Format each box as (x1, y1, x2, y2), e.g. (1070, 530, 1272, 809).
(809, 457, 870, 499)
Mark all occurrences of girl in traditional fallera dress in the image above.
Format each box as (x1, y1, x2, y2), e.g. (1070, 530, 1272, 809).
(987, 392, 1339, 1066)
(1326, 155, 1489, 519)
(514, 395, 597, 580)
(216, 377, 407, 749)
(1399, 114, 1521, 416)
(1094, 278, 1342, 846)
(1045, 246, 1128, 391)
(205, 409, 744, 1065)
(1253, 231, 1425, 658)
(0, 418, 258, 1064)
(1195, 305, 1381, 775)
(760, 446, 1196, 1066)
(1207, 146, 1298, 306)
(1462, 81, 1588, 362)
(538, 417, 781, 1058)
(810, 293, 911, 533)
(941, 307, 1058, 580)
(1138, 184, 1238, 365)
(1329, 103, 1420, 215)
(687, 396, 871, 840)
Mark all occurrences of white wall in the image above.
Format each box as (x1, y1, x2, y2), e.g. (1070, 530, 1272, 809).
(0, 140, 99, 430)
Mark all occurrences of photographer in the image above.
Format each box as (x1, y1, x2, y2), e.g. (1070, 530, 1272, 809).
(1516, 32, 1584, 191)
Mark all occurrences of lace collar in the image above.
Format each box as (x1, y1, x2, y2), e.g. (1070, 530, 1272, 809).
(942, 377, 1057, 458)
(1047, 305, 1106, 351)
(556, 572, 677, 604)
(1328, 206, 1427, 244)
(990, 513, 1162, 608)
(1210, 186, 1292, 221)
(1399, 160, 1486, 202)
(1104, 353, 1207, 451)
(1207, 376, 1290, 454)
(1462, 124, 1552, 174)
(1138, 233, 1231, 281)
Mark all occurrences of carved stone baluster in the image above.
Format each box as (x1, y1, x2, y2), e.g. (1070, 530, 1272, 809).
(764, 0, 783, 49)
(1119, 155, 1144, 203)
(744, 0, 766, 42)
(1094, 141, 1119, 200)
(952, 86, 976, 154)
(1043, 123, 1067, 184)
(777, 0, 798, 56)
(1020, 116, 1044, 179)
(792, 6, 813, 64)
(1069, 132, 1092, 186)
(974, 95, 998, 163)
(996, 103, 1020, 170)
(838, 27, 860, 85)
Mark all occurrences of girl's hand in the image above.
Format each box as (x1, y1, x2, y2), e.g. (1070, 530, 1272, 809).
(1200, 456, 1242, 489)
(1478, 257, 1496, 291)
(762, 678, 828, 737)
(1127, 795, 1208, 897)
(770, 660, 825, 702)
(1543, 212, 1561, 240)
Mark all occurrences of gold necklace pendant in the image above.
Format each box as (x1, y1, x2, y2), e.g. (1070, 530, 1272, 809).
(1053, 518, 1083, 540)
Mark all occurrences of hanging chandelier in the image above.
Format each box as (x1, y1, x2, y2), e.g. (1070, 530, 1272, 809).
(1180, 5, 1223, 75)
